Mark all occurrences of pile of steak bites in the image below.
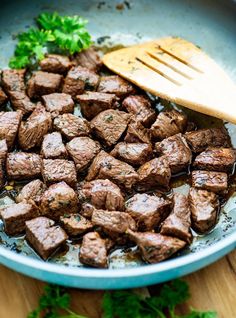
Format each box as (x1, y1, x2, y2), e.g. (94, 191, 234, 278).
(0, 48, 235, 267)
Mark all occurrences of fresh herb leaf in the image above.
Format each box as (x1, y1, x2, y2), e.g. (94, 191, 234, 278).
(9, 12, 92, 69)
(27, 285, 87, 318)
(102, 280, 217, 318)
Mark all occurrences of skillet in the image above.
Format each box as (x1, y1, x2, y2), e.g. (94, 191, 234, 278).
(0, 0, 235, 289)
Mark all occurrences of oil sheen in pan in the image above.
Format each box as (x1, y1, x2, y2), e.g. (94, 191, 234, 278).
(0, 97, 235, 269)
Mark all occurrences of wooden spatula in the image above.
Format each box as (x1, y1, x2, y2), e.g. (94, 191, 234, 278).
(102, 37, 236, 124)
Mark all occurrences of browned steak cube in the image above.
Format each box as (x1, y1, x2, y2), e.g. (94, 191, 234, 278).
(25, 216, 68, 260)
(42, 93, 74, 118)
(92, 210, 137, 234)
(1, 69, 25, 92)
(91, 109, 130, 147)
(110, 142, 153, 166)
(75, 47, 103, 72)
(189, 187, 219, 234)
(161, 193, 192, 243)
(54, 113, 90, 140)
(124, 118, 151, 144)
(40, 182, 78, 220)
(122, 95, 156, 127)
(0, 88, 7, 105)
(86, 150, 139, 190)
(7, 152, 42, 180)
(97, 75, 136, 98)
(8, 91, 35, 114)
(77, 92, 119, 120)
(27, 71, 63, 98)
(128, 231, 186, 264)
(80, 179, 124, 213)
(42, 159, 77, 188)
(184, 127, 231, 153)
(0, 111, 22, 149)
(18, 104, 52, 150)
(40, 54, 72, 74)
(193, 148, 236, 172)
(137, 157, 171, 191)
(0, 139, 7, 188)
(63, 66, 99, 98)
(41, 132, 67, 159)
(125, 193, 172, 231)
(60, 214, 93, 237)
(16, 179, 47, 205)
(79, 232, 108, 268)
(155, 134, 192, 174)
(191, 170, 228, 193)
(151, 110, 187, 140)
(66, 137, 101, 172)
(1, 202, 38, 236)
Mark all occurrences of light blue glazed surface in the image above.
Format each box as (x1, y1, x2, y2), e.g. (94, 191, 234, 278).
(0, 0, 235, 289)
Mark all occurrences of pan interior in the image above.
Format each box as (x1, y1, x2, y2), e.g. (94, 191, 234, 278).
(0, 0, 235, 269)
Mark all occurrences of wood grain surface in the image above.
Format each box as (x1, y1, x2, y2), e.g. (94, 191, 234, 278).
(0, 250, 235, 318)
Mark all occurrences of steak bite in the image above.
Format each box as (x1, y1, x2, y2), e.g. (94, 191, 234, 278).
(125, 193, 172, 231)
(40, 182, 78, 220)
(184, 127, 231, 153)
(25, 216, 68, 260)
(27, 71, 63, 98)
(63, 66, 99, 98)
(42, 159, 77, 188)
(77, 92, 119, 120)
(1, 69, 25, 92)
(91, 109, 130, 147)
(40, 54, 72, 74)
(160, 193, 192, 243)
(0, 139, 7, 188)
(151, 110, 187, 140)
(92, 210, 137, 234)
(110, 142, 153, 166)
(18, 104, 52, 150)
(79, 232, 108, 268)
(1, 70, 35, 113)
(86, 150, 139, 190)
(41, 132, 67, 159)
(42, 93, 74, 118)
(0, 88, 7, 105)
(60, 214, 93, 237)
(9, 91, 36, 114)
(16, 179, 47, 205)
(189, 187, 219, 234)
(0, 111, 22, 149)
(80, 179, 124, 212)
(54, 113, 90, 140)
(1, 202, 38, 236)
(124, 118, 151, 144)
(191, 170, 228, 193)
(97, 75, 136, 98)
(193, 148, 236, 172)
(155, 134, 192, 174)
(66, 137, 101, 172)
(128, 231, 186, 264)
(122, 95, 156, 127)
(75, 47, 103, 72)
(7, 152, 42, 180)
(137, 157, 171, 191)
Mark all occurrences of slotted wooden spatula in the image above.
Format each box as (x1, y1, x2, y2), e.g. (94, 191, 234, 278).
(103, 37, 236, 123)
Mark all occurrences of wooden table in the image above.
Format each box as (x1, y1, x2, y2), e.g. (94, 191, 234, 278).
(0, 250, 235, 318)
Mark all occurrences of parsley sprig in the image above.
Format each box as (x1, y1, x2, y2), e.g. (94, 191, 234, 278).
(9, 12, 92, 69)
(28, 280, 217, 318)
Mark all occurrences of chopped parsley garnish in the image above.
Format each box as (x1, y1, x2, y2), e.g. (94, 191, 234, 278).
(9, 12, 92, 69)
